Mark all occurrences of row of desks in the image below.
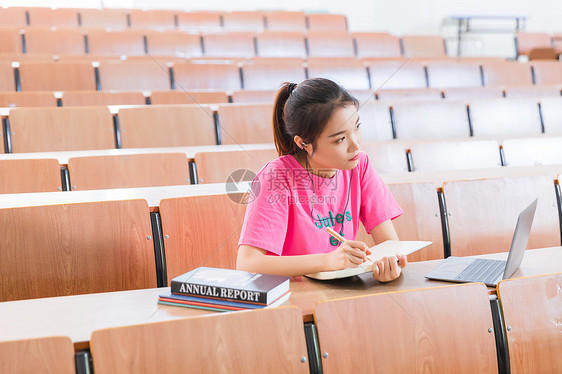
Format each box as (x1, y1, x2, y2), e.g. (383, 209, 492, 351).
(0, 247, 559, 351)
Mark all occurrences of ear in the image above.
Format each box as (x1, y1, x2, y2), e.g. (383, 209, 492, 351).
(293, 135, 313, 156)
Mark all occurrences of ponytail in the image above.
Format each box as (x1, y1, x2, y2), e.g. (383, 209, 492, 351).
(273, 82, 298, 156)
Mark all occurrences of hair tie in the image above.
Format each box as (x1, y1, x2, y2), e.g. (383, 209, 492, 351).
(287, 83, 297, 95)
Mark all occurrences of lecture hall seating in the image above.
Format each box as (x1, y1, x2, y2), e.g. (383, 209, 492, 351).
(0, 7, 27, 27)
(61, 90, 146, 106)
(307, 58, 370, 90)
(23, 27, 85, 55)
(357, 101, 394, 141)
(129, 9, 177, 30)
(0, 28, 22, 54)
(367, 59, 427, 89)
(0, 336, 75, 374)
(392, 100, 471, 139)
(539, 96, 562, 134)
(172, 61, 242, 90)
(515, 32, 553, 57)
(8, 106, 115, 152)
(216, 103, 275, 144)
(0, 92, 57, 107)
(90, 307, 309, 373)
(194, 148, 278, 184)
(86, 29, 146, 56)
(78, 8, 129, 29)
(503, 84, 561, 98)
(0, 199, 157, 301)
(307, 13, 347, 32)
(202, 32, 257, 58)
(0, 159, 62, 193)
(159, 193, 248, 282)
(409, 140, 502, 171)
(501, 137, 562, 166)
(401, 35, 447, 57)
(26, 7, 78, 27)
(145, 30, 203, 57)
(497, 273, 562, 374)
(442, 175, 560, 256)
(265, 11, 307, 32)
(18, 61, 97, 91)
(306, 31, 355, 58)
(241, 58, 306, 90)
(176, 11, 222, 32)
(481, 61, 533, 86)
(314, 283, 497, 373)
(255, 31, 307, 58)
(468, 98, 542, 138)
(149, 90, 229, 105)
(426, 60, 483, 88)
(353, 32, 402, 58)
(222, 11, 265, 32)
(442, 86, 504, 100)
(116, 105, 216, 148)
(97, 60, 171, 91)
(67, 153, 191, 190)
(531, 60, 562, 85)
(361, 142, 409, 173)
(376, 87, 443, 101)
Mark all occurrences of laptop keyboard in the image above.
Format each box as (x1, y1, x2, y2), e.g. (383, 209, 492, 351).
(456, 258, 506, 285)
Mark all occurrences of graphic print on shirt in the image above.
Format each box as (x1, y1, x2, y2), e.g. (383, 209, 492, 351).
(314, 210, 352, 246)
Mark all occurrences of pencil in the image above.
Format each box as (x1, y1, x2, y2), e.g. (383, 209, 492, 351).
(325, 227, 373, 262)
(325, 227, 345, 243)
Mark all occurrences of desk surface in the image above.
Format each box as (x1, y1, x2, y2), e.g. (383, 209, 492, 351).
(0, 247, 559, 350)
(381, 164, 562, 185)
(0, 143, 275, 164)
(0, 182, 252, 209)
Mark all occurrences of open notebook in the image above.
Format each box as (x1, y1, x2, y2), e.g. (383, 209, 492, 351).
(305, 240, 432, 280)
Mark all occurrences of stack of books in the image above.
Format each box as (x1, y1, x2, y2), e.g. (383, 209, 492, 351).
(158, 267, 291, 312)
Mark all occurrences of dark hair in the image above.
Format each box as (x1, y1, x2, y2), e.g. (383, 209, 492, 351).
(273, 78, 359, 156)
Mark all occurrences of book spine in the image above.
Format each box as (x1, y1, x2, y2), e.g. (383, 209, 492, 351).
(171, 281, 267, 304)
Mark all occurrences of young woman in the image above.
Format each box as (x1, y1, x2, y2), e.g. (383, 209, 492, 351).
(237, 78, 406, 281)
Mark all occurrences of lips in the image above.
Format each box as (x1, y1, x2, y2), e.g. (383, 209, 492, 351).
(349, 154, 359, 161)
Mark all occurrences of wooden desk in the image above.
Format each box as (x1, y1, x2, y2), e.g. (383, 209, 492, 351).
(0, 182, 251, 211)
(0, 144, 275, 164)
(0, 247, 559, 350)
(381, 164, 562, 185)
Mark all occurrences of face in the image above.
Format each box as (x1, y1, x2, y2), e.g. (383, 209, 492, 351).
(306, 105, 362, 174)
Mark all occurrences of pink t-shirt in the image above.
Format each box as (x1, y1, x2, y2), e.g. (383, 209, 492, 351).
(238, 151, 403, 256)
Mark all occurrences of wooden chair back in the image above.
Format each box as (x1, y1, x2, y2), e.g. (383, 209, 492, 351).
(68, 153, 190, 190)
(0, 199, 157, 301)
(216, 103, 274, 144)
(409, 140, 502, 171)
(90, 307, 308, 373)
(401, 35, 447, 57)
(0, 336, 75, 374)
(117, 104, 216, 148)
(98, 61, 171, 91)
(314, 283, 497, 373)
(61, 90, 146, 106)
(159, 193, 248, 282)
(353, 32, 402, 58)
(9, 106, 115, 152)
(0, 159, 61, 193)
(443, 175, 560, 256)
(497, 273, 562, 374)
(18, 62, 96, 91)
(540, 96, 562, 135)
(426, 60, 482, 88)
(172, 62, 242, 90)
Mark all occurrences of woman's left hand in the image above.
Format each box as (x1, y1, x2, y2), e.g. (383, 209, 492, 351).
(372, 254, 407, 282)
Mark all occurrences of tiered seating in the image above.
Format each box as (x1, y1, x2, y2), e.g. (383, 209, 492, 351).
(18, 61, 96, 91)
(469, 98, 542, 137)
(0, 159, 61, 193)
(116, 105, 216, 148)
(8, 106, 115, 152)
(314, 283, 497, 373)
(159, 193, 248, 280)
(0, 199, 157, 301)
(409, 140, 501, 171)
(0, 336, 75, 374)
(353, 32, 402, 58)
(241, 59, 305, 90)
(90, 307, 309, 373)
(442, 175, 559, 256)
(67, 153, 190, 190)
(307, 58, 369, 90)
(216, 103, 274, 144)
(97, 60, 171, 91)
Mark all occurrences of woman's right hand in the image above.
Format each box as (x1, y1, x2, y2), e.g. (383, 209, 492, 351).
(325, 240, 371, 271)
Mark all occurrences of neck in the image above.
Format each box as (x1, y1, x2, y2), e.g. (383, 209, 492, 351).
(294, 153, 337, 178)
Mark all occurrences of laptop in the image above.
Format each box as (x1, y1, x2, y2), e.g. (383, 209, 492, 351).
(425, 198, 538, 287)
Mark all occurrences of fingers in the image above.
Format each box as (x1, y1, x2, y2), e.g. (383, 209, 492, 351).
(372, 256, 402, 282)
(396, 254, 408, 268)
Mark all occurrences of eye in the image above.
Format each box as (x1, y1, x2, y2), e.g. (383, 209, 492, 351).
(335, 136, 345, 144)
(356, 122, 362, 130)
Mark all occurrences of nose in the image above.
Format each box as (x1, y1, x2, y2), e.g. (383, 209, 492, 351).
(348, 130, 361, 152)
